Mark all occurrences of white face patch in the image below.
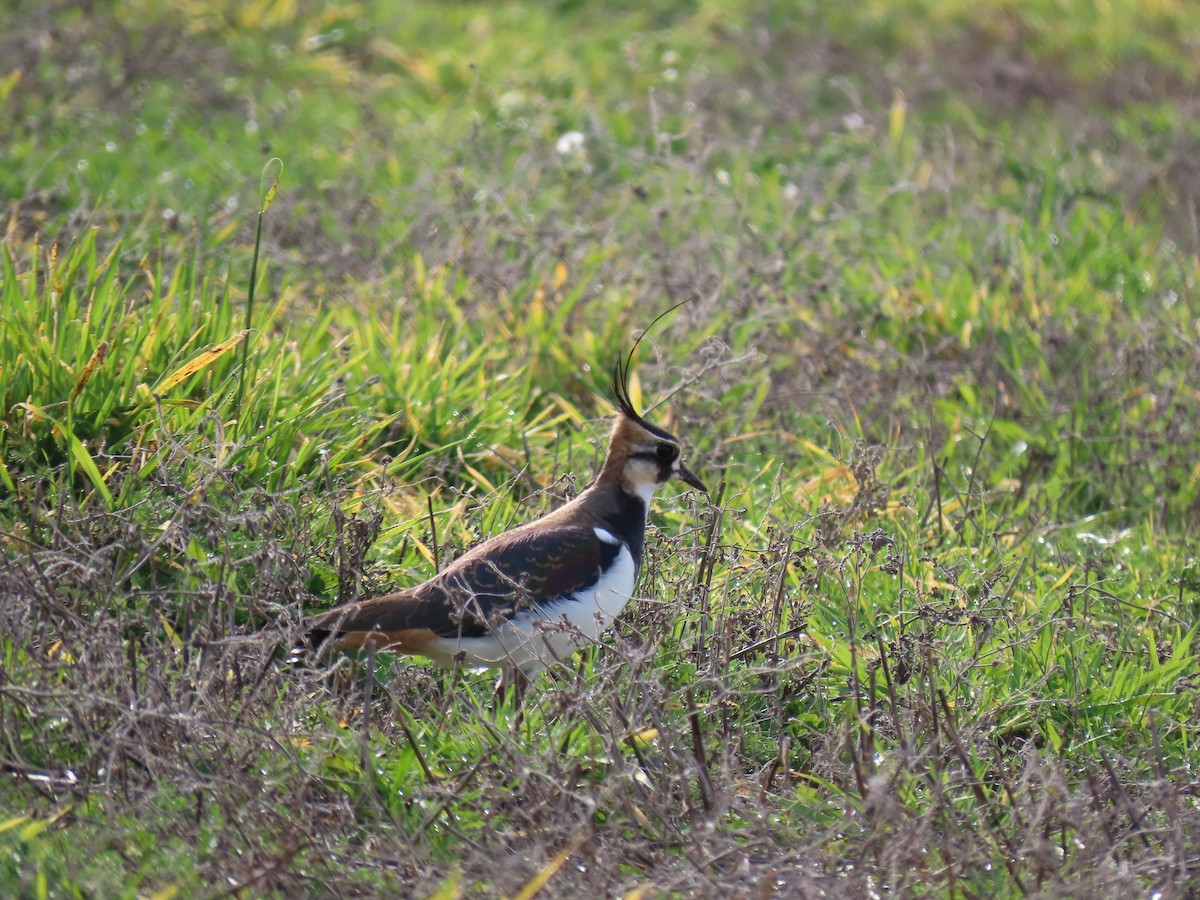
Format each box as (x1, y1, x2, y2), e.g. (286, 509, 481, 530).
(622, 457, 664, 506)
(631, 481, 658, 505)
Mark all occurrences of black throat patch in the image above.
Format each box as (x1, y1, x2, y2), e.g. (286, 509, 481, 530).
(601, 489, 649, 570)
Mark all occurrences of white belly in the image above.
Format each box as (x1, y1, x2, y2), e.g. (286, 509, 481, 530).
(425, 544, 638, 675)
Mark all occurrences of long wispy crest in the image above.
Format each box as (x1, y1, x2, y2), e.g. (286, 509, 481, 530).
(611, 297, 693, 423)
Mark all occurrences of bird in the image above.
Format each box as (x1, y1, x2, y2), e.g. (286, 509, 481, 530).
(302, 364, 707, 692)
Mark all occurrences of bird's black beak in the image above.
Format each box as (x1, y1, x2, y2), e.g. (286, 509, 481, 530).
(677, 463, 708, 493)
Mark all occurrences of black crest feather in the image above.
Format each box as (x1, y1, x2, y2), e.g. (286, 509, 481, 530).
(611, 298, 692, 434)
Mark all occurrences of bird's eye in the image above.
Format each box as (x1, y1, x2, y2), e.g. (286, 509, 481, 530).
(656, 443, 679, 463)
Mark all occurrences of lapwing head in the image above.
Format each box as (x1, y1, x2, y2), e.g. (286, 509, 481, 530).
(603, 363, 707, 503)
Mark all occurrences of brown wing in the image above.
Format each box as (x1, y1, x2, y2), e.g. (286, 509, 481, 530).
(305, 525, 623, 645)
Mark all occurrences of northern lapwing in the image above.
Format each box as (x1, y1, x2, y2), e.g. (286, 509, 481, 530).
(304, 362, 706, 690)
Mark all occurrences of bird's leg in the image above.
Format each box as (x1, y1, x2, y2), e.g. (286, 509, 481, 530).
(494, 665, 530, 719)
(510, 667, 530, 709)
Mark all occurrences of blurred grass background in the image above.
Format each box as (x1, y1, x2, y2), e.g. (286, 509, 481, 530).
(2, 0, 1199, 895)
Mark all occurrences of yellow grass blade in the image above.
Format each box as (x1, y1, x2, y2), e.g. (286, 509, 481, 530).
(513, 831, 589, 900)
(154, 331, 248, 394)
(0, 815, 31, 834)
(70, 340, 110, 400)
(157, 611, 183, 650)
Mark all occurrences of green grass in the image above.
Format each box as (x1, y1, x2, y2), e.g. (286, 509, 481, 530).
(3, 0, 1199, 895)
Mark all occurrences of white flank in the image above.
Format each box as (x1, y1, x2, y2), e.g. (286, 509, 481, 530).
(423, 543, 638, 676)
(593, 526, 620, 544)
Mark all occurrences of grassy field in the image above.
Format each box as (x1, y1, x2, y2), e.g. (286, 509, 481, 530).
(3, 0, 1199, 895)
